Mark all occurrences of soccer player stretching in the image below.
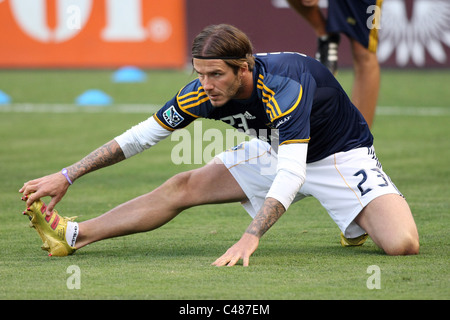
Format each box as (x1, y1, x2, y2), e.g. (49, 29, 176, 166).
(20, 24, 419, 265)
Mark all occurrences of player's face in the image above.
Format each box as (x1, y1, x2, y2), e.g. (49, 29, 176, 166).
(193, 59, 244, 107)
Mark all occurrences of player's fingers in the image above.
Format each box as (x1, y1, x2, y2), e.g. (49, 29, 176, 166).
(46, 197, 61, 215)
(226, 256, 240, 267)
(20, 181, 37, 196)
(19, 180, 31, 193)
(25, 191, 40, 208)
(243, 255, 250, 267)
(212, 252, 234, 267)
(211, 257, 227, 267)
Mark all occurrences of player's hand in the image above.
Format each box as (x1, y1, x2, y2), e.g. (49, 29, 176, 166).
(212, 233, 259, 267)
(19, 172, 70, 215)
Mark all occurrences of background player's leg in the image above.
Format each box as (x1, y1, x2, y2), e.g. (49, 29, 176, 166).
(355, 194, 419, 255)
(287, 0, 327, 37)
(350, 40, 380, 128)
(74, 160, 247, 249)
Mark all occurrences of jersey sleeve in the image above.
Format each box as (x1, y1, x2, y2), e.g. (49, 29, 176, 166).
(154, 79, 211, 131)
(114, 115, 172, 158)
(266, 143, 308, 210)
(115, 80, 213, 158)
(261, 72, 316, 145)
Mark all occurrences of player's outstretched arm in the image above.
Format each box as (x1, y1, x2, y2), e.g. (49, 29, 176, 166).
(19, 139, 125, 214)
(212, 197, 286, 267)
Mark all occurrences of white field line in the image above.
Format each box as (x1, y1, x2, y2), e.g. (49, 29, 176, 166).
(0, 103, 161, 114)
(376, 106, 450, 116)
(0, 103, 449, 116)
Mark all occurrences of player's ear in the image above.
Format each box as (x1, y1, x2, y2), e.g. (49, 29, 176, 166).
(239, 62, 250, 75)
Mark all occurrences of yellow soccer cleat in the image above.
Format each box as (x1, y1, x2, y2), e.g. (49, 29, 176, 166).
(340, 232, 369, 247)
(23, 199, 77, 257)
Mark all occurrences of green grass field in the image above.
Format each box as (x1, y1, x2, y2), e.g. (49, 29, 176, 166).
(0, 68, 449, 302)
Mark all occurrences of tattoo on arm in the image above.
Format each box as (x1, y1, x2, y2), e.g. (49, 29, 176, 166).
(245, 197, 286, 238)
(66, 140, 125, 182)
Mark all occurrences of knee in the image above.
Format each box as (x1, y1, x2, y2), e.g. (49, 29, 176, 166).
(165, 171, 192, 193)
(161, 171, 194, 205)
(384, 233, 420, 256)
(352, 43, 378, 69)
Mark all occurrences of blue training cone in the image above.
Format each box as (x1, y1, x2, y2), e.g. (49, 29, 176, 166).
(76, 89, 113, 106)
(0, 90, 11, 104)
(112, 66, 146, 83)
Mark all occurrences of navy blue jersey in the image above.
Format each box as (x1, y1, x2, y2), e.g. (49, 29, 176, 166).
(154, 52, 373, 163)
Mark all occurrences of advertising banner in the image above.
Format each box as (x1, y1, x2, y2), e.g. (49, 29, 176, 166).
(0, 0, 186, 68)
(186, 0, 450, 69)
(1, 0, 448, 69)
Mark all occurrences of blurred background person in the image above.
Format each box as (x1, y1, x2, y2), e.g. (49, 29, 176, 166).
(287, 0, 382, 127)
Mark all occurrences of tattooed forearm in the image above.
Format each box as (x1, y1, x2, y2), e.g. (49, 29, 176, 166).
(245, 197, 286, 238)
(66, 140, 126, 182)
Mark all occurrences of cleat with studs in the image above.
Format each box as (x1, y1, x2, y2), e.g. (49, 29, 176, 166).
(22, 197, 77, 257)
(340, 232, 369, 247)
(316, 34, 340, 76)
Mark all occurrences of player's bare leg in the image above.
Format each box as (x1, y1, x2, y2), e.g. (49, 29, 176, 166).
(354, 194, 419, 255)
(350, 40, 380, 128)
(74, 158, 247, 249)
(287, 0, 327, 38)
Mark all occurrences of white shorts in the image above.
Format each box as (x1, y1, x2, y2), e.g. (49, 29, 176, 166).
(215, 139, 402, 238)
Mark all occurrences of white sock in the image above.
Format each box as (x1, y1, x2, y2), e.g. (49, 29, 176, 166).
(65, 221, 79, 247)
